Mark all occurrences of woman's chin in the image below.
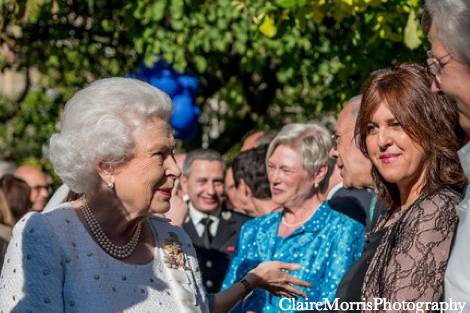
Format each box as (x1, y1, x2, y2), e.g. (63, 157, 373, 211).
(271, 196, 286, 207)
(149, 203, 171, 215)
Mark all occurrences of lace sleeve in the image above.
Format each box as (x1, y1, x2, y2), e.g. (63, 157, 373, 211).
(363, 189, 460, 311)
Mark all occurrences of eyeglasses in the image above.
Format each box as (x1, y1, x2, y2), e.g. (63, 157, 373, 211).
(331, 128, 357, 149)
(331, 133, 338, 149)
(31, 184, 51, 193)
(426, 50, 452, 76)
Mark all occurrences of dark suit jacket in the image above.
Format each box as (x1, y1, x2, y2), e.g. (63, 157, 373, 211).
(183, 209, 250, 293)
(328, 187, 381, 231)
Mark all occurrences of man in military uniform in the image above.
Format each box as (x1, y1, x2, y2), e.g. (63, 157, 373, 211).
(181, 149, 250, 293)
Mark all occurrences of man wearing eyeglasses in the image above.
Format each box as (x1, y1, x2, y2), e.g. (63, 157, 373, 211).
(423, 1, 470, 311)
(424, 2, 470, 136)
(15, 165, 50, 212)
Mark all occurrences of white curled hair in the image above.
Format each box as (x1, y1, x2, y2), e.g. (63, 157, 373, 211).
(266, 122, 332, 176)
(49, 77, 172, 193)
(426, 0, 470, 66)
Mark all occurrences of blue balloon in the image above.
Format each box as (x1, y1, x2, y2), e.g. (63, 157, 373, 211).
(171, 91, 199, 129)
(174, 119, 199, 140)
(149, 70, 179, 97)
(149, 60, 168, 76)
(177, 75, 199, 97)
(128, 57, 201, 140)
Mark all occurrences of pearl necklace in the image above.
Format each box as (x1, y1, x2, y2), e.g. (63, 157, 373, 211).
(81, 199, 142, 259)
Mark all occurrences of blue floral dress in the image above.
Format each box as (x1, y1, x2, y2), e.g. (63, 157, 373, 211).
(222, 201, 364, 313)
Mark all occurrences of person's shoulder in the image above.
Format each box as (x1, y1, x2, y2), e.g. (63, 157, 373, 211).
(328, 194, 367, 226)
(324, 201, 365, 229)
(10, 210, 58, 243)
(149, 215, 192, 243)
(219, 210, 251, 230)
(10, 206, 79, 253)
(332, 187, 373, 205)
(149, 214, 179, 230)
(243, 215, 265, 227)
(245, 210, 281, 227)
(223, 210, 251, 223)
(38, 203, 81, 228)
(410, 187, 462, 218)
(240, 214, 271, 232)
(435, 187, 462, 204)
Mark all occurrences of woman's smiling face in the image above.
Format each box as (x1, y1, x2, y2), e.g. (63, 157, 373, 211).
(365, 101, 427, 192)
(112, 117, 181, 218)
(267, 144, 314, 209)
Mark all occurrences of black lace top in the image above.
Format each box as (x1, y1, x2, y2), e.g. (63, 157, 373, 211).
(361, 188, 461, 312)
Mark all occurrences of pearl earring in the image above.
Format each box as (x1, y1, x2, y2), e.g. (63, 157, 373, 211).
(106, 180, 114, 190)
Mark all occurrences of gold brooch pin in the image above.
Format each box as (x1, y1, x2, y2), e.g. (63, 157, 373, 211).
(163, 232, 188, 270)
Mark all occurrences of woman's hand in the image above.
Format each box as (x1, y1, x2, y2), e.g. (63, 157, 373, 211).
(213, 261, 310, 313)
(245, 261, 310, 299)
(166, 183, 188, 226)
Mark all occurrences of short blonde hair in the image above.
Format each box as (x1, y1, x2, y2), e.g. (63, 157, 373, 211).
(266, 123, 332, 176)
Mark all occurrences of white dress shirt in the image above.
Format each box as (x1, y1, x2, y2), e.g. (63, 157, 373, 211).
(445, 142, 470, 312)
(188, 203, 220, 238)
(327, 182, 343, 200)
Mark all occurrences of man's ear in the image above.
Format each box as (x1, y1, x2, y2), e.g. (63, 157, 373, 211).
(180, 176, 189, 194)
(240, 179, 252, 198)
(95, 161, 115, 186)
(313, 163, 328, 186)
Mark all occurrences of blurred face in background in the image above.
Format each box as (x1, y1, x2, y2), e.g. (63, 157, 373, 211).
(224, 167, 247, 214)
(15, 165, 50, 212)
(182, 160, 225, 214)
(429, 22, 470, 135)
(267, 144, 314, 209)
(331, 101, 374, 189)
(241, 131, 264, 151)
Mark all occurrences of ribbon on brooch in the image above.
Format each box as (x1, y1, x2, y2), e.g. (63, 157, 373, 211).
(160, 231, 203, 313)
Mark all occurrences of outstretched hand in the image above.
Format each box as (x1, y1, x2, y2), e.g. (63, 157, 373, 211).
(245, 261, 311, 299)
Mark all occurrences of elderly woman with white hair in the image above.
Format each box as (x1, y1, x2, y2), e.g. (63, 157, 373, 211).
(0, 78, 309, 313)
(221, 123, 365, 313)
(423, 0, 470, 308)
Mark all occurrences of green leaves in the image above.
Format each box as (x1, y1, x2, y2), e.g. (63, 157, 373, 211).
(194, 55, 208, 72)
(275, 0, 306, 9)
(259, 15, 277, 38)
(404, 8, 422, 49)
(152, 0, 167, 22)
(0, 0, 426, 162)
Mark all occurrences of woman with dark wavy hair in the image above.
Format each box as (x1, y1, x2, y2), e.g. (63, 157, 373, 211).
(0, 174, 32, 268)
(353, 63, 466, 311)
(0, 174, 32, 222)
